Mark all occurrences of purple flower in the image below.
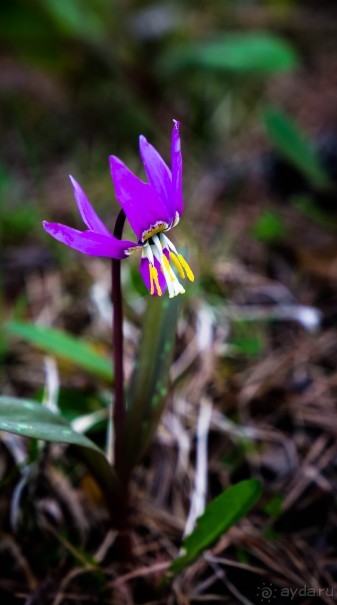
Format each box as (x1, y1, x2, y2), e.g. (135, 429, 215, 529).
(43, 121, 194, 297)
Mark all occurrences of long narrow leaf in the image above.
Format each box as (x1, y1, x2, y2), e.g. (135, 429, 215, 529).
(6, 320, 113, 381)
(263, 107, 331, 189)
(161, 33, 299, 74)
(125, 296, 179, 473)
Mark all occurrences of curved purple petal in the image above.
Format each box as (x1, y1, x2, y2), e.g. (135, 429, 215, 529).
(43, 221, 139, 259)
(139, 256, 167, 296)
(171, 120, 183, 218)
(69, 176, 111, 235)
(139, 135, 174, 220)
(109, 156, 171, 242)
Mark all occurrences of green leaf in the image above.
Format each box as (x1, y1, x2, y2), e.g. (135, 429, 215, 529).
(252, 209, 286, 243)
(74, 443, 119, 513)
(0, 395, 119, 507)
(40, 0, 107, 43)
(170, 479, 262, 574)
(233, 334, 264, 358)
(161, 33, 299, 74)
(293, 195, 337, 230)
(263, 494, 283, 519)
(6, 320, 113, 382)
(263, 107, 331, 189)
(0, 396, 101, 450)
(125, 296, 180, 473)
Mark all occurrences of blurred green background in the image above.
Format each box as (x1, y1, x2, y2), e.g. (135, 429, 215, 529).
(0, 0, 304, 246)
(1, 0, 337, 302)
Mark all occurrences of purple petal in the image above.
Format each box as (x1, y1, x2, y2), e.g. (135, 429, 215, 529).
(139, 256, 167, 296)
(109, 156, 171, 242)
(43, 221, 139, 259)
(171, 120, 183, 218)
(69, 176, 111, 235)
(139, 135, 174, 220)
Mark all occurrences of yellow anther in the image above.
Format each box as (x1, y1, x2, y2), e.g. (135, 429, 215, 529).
(177, 254, 194, 282)
(150, 264, 162, 296)
(162, 254, 176, 282)
(148, 263, 154, 295)
(169, 252, 185, 279)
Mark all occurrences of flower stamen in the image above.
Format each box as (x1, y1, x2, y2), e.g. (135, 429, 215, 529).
(152, 245, 175, 298)
(153, 234, 190, 295)
(150, 264, 162, 296)
(177, 253, 194, 282)
(148, 263, 154, 295)
(144, 234, 190, 297)
(169, 251, 185, 279)
(162, 254, 176, 283)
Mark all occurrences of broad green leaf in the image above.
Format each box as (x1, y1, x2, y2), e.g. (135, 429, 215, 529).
(6, 320, 112, 382)
(263, 108, 331, 189)
(170, 479, 262, 574)
(161, 33, 299, 74)
(0, 396, 119, 506)
(0, 396, 102, 450)
(125, 296, 179, 474)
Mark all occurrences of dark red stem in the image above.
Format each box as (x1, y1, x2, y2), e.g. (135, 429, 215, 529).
(111, 209, 132, 560)
(112, 209, 126, 478)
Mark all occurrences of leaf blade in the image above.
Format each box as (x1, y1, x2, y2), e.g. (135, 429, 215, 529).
(0, 396, 101, 450)
(263, 107, 331, 189)
(161, 33, 299, 74)
(0, 395, 119, 508)
(170, 479, 262, 574)
(6, 320, 113, 381)
(125, 296, 180, 472)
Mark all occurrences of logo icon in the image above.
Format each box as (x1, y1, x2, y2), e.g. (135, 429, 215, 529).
(256, 582, 277, 602)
